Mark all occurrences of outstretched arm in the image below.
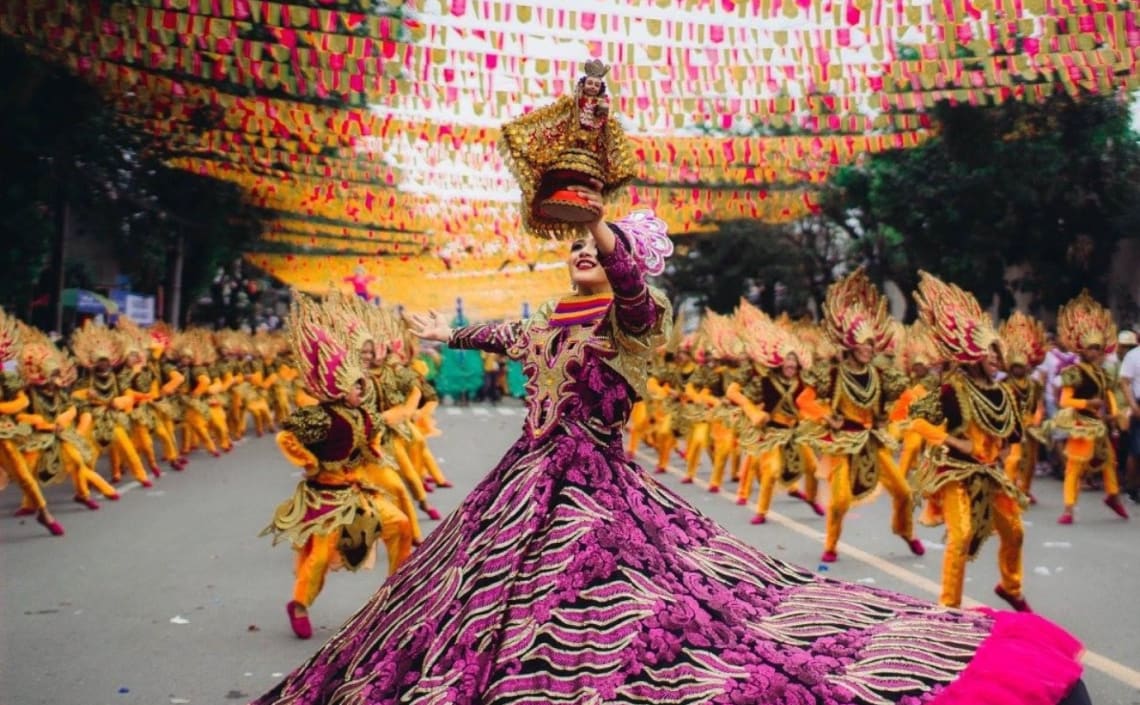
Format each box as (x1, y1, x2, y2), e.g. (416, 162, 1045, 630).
(407, 311, 522, 356)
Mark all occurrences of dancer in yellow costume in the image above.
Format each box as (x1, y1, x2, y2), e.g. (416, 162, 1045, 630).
(798, 269, 924, 563)
(1053, 291, 1129, 524)
(0, 311, 64, 536)
(694, 311, 748, 493)
(70, 321, 154, 488)
(143, 322, 187, 472)
(680, 323, 725, 487)
(19, 341, 118, 510)
(728, 303, 823, 524)
(262, 296, 413, 640)
(999, 312, 1048, 504)
(904, 272, 1031, 611)
(388, 319, 452, 490)
(115, 319, 173, 479)
(890, 322, 943, 477)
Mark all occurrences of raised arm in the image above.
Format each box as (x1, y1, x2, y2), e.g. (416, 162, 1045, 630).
(594, 225, 658, 336)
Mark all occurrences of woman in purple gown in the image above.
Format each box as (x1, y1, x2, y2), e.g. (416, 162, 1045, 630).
(253, 188, 1087, 705)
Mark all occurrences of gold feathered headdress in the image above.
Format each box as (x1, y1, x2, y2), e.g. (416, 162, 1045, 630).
(1057, 290, 1116, 353)
(288, 294, 365, 402)
(0, 308, 20, 365)
(20, 343, 63, 386)
(115, 317, 149, 361)
(901, 321, 941, 370)
(822, 268, 892, 352)
(735, 299, 810, 369)
(999, 311, 1048, 368)
(71, 320, 124, 368)
(914, 271, 999, 364)
(700, 310, 745, 361)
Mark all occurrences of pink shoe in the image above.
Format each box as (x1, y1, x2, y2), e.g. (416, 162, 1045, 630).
(1027, 492, 1037, 506)
(13, 507, 36, 517)
(286, 601, 312, 639)
(707, 485, 720, 494)
(809, 501, 826, 516)
(106, 492, 120, 501)
(36, 513, 65, 537)
(426, 507, 441, 521)
(150, 465, 162, 478)
(994, 584, 1033, 613)
(654, 466, 667, 475)
(750, 514, 767, 525)
(140, 480, 153, 489)
(905, 537, 926, 556)
(1105, 495, 1130, 519)
(680, 477, 694, 485)
(74, 496, 100, 511)
(735, 497, 747, 506)
(1057, 512, 1074, 525)
(820, 550, 839, 563)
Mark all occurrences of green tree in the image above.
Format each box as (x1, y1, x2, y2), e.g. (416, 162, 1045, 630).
(823, 95, 1140, 313)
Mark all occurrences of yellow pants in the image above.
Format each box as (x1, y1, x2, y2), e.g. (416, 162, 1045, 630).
(627, 401, 650, 457)
(152, 415, 179, 462)
(755, 445, 819, 516)
(363, 463, 424, 542)
(651, 413, 677, 471)
(130, 423, 159, 471)
(181, 409, 218, 456)
(898, 431, 925, 476)
(292, 499, 413, 607)
(24, 444, 116, 502)
(409, 426, 448, 486)
(247, 399, 274, 437)
(683, 422, 712, 480)
(708, 422, 736, 490)
(391, 438, 428, 503)
(938, 481, 1023, 607)
(824, 448, 914, 554)
(2, 439, 47, 511)
(208, 405, 232, 451)
(1062, 437, 1119, 507)
(107, 425, 149, 483)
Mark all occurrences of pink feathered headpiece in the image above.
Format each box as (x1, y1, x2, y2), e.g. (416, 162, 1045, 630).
(610, 209, 673, 276)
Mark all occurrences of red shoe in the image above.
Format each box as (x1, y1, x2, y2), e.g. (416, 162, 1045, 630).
(905, 537, 926, 556)
(140, 480, 153, 489)
(1028, 492, 1037, 506)
(735, 497, 747, 506)
(994, 584, 1033, 613)
(1057, 512, 1074, 525)
(36, 513, 65, 537)
(422, 483, 434, 494)
(222, 445, 233, 453)
(150, 465, 162, 478)
(13, 507, 36, 517)
(820, 549, 839, 563)
(426, 507, 441, 521)
(74, 496, 100, 511)
(680, 477, 694, 485)
(285, 601, 312, 639)
(809, 501, 826, 517)
(210, 450, 222, 458)
(1105, 495, 1130, 519)
(437, 481, 454, 488)
(707, 485, 720, 494)
(654, 466, 667, 475)
(106, 492, 120, 501)
(750, 513, 767, 525)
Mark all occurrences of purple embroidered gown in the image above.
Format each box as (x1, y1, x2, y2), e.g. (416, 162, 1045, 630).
(253, 239, 1082, 705)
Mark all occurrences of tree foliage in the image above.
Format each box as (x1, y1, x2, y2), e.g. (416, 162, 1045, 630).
(823, 95, 1140, 313)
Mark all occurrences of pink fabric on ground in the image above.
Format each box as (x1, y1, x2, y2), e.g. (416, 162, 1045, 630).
(931, 608, 1083, 705)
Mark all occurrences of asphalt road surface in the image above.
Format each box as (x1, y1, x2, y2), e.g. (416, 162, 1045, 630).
(3, 401, 1139, 705)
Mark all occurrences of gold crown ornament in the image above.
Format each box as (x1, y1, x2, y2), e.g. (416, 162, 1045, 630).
(287, 295, 366, 402)
(0, 308, 20, 365)
(500, 60, 636, 239)
(1057, 290, 1116, 353)
(913, 271, 999, 364)
(901, 321, 941, 370)
(71, 320, 124, 369)
(998, 311, 1047, 368)
(822, 268, 892, 352)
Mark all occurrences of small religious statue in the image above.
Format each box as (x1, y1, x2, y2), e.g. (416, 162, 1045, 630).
(500, 59, 636, 239)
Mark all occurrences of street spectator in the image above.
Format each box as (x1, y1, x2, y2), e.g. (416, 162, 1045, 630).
(1118, 328, 1140, 503)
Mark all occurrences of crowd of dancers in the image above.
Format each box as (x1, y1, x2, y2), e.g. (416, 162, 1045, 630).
(630, 269, 1130, 612)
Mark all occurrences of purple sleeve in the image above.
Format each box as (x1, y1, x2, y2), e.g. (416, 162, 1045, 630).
(447, 321, 523, 355)
(597, 234, 657, 335)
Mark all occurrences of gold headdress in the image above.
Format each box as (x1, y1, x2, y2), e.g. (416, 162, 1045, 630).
(998, 311, 1047, 368)
(287, 294, 365, 402)
(822, 268, 892, 352)
(583, 59, 610, 78)
(901, 321, 941, 370)
(0, 308, 20, 365)
(71, 320, 124, 368)
(735, 300, 809, 369)
(148, 321, 173, 354)
(700, 310, 744, 362)
(1057, 290, 1116, 353)
(20, 343, 62, 386)
(115, 317, 149, 361)
(914, 271, 999, 364)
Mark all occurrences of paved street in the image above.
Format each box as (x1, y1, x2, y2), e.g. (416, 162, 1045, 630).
(3, 402, 1139, 705)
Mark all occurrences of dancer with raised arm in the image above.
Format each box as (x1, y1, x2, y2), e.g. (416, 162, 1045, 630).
(252, 187, 1088, 705)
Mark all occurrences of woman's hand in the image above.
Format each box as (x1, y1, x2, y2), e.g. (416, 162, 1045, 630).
(566, 180, 616, 255)
(405, 311, 451, 343)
